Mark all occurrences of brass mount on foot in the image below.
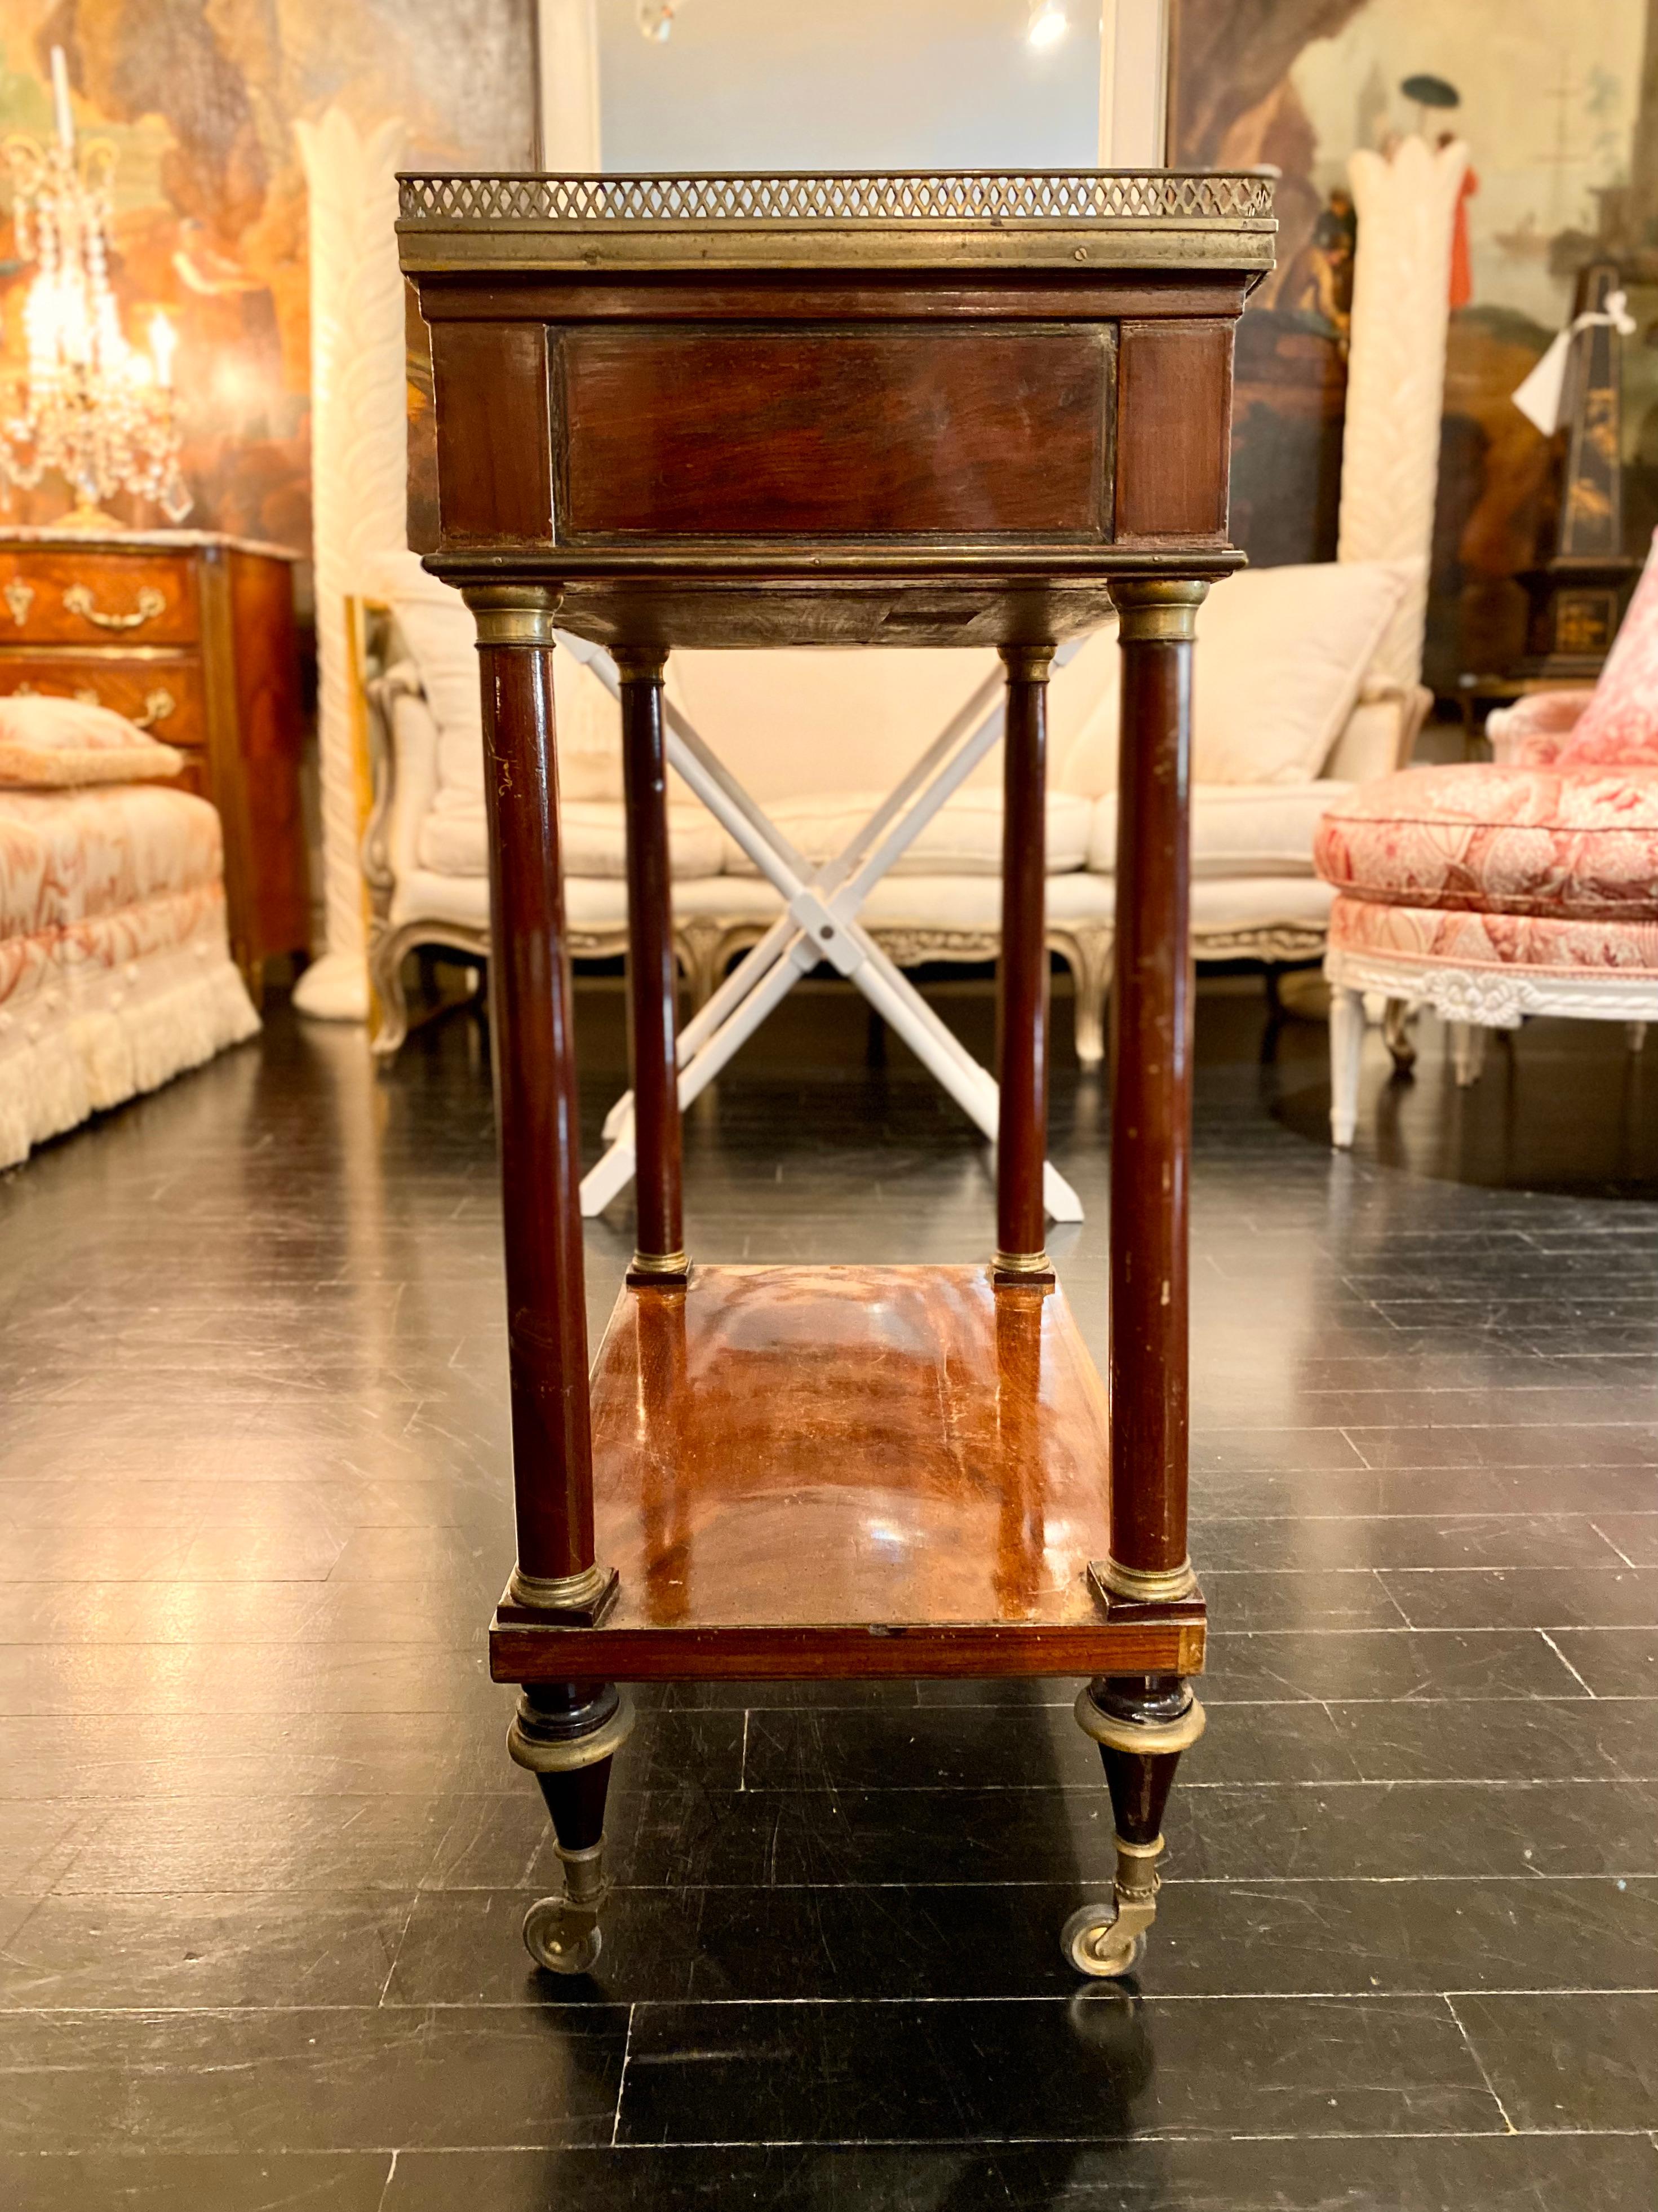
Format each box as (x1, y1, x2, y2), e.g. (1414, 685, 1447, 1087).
(523, 1839, 609, 1975)
(1062, 1833, 1164, 1978)
(1064, 1681, 1206, 1977)
(509, 1685, 636, 1977)
(507, 1683, 637, 1776)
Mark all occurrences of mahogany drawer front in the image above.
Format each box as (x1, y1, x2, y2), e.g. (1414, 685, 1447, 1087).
(0, 652, 207, 746)
(0, 550, 200, 647)
(555, 325, 1112, 541)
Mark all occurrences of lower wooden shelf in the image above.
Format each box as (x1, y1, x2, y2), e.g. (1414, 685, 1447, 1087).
(491, 1263, 1205, 1682)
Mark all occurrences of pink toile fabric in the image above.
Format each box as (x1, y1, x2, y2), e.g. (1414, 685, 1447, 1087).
(1329, 892, 1658, 976)
(0, 781, 259, 1169)
(0, 785, 225, 934)
(1558, 527, 1658, 766)
(1485, 687, 1595, 769)
(1314, 761, 1658, 920)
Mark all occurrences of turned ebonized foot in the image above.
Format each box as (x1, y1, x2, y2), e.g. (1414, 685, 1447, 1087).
(508, 1681, 635, 1975)
(1065, 1673, 1205, 1977)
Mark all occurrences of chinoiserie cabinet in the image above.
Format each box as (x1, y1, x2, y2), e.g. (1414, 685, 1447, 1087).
(0, 527, 310, 989)
(398, 168, 1275, 1980)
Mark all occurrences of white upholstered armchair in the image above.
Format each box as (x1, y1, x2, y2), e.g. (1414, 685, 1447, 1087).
(359, 551, 1426, 1065)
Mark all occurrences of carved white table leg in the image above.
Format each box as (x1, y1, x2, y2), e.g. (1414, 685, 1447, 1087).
(1450, 1021, 1487, 1087)
(1329, 985, 1365, 1149)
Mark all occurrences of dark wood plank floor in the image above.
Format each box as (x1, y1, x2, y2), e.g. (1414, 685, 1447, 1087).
(3, 972, 1658, 2210)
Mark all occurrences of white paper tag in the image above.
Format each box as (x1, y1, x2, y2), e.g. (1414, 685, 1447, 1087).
(1512, 329, 1572, 436)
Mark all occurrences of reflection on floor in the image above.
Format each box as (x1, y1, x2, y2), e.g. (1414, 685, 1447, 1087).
(2, 974, 1657, 2210)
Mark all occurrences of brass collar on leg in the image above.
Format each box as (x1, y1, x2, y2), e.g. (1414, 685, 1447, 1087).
(463, 583, 562, 648)
(998, 643, 1057, 683)
(1090, 1555, 1199, 1605)
(1074, 1684, 1207, 1757)
(611, 643, 669, 682)
(504, 1560, 620, 1625)
(992, 1248, 1053, 1284)
(508, 1685, 637, 1775)
(1109, 577, 1208, 644)
(629, 1248, 690, 1282)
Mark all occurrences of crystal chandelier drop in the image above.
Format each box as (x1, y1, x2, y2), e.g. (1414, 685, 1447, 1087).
(0, 49, 190, 527)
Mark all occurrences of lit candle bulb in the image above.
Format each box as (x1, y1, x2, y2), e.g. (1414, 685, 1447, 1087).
(49, 46, 73, 152)
(149, 311, 176, 390)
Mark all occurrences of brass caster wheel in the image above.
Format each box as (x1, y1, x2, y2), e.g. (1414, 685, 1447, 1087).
(522, 1895, 602, 1976)
(1062, 1902, 1146, 1979)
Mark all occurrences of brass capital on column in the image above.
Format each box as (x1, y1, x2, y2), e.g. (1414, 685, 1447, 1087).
(463, 582, 562, 648)
(504, 1560, 620, 1626)
(1110, 578, 1208, 645)
(611, 643, 669, 682)
(998, 643, 1057, 684)
(1091, 1555, 1200, 1605)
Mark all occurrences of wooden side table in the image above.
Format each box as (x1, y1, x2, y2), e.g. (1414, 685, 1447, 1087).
(399, 167, 1275, 1980)
(0, 526, 309, 989)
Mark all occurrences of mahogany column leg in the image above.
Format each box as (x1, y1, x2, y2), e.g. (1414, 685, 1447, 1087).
(994, 644, 1056, 1282)
(615, 646, 688, 1282)
(465, 585, 615, 1627)
(509, 1681, 635, 1975)
(1065, 579, 1208, 1980)
(1102, 579, 1207, 1604)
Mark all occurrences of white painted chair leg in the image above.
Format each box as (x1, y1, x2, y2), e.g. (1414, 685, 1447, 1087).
(1450, 1021, 1487, 1087)
(1329, 985, 1364, 1149)
(577, 642, 1093, 1224)
(1628, 1021, 1648, 1055)
(579, 1136, 638, 1219)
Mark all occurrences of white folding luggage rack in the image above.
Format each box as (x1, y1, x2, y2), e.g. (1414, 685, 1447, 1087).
(561, 631, 1087, 1227)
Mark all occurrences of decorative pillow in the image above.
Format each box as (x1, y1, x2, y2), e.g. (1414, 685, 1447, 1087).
(370, 549, 626, 804)
(1193, 559, 1415, 783)
(0, 694, 182, 787)
(1054, 558, 1416, 796)
(1558, 529, 1658, 766)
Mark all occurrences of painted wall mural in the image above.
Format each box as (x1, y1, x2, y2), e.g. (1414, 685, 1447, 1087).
(0, 0, 533, 561)
(1172, 0, 1658, 689)
(3, 0, 1652, 699)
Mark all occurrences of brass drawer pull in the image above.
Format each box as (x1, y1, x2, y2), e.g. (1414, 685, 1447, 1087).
(5, 681, 176, 730)
(4, 579, 34, 626)
(63, 582, 168, 631)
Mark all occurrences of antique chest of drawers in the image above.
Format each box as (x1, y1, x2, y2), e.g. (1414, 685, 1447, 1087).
(0, 526, 310, 988)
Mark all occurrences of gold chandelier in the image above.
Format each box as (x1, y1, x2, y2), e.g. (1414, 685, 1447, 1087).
(0, 49, 189, 528)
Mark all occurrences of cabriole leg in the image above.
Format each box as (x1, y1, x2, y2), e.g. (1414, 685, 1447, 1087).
(509, 1682, 636, 1975)
(1064, 1675, 1206, 1977)
(1382, 996, 1417, 1073)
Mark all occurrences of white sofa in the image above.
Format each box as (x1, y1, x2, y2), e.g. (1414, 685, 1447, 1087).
(362, 554, 1428, 1066)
